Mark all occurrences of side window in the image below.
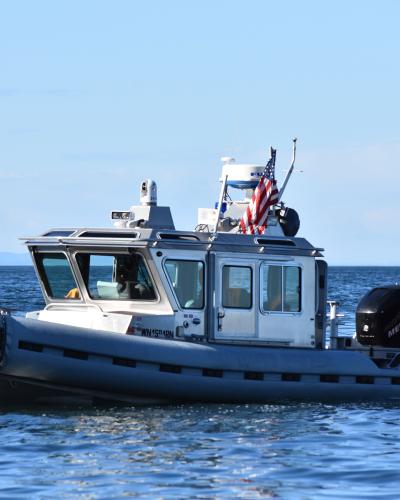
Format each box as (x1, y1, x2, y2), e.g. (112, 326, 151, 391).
(222, 266, 252, 309)
(284, 267, 301, 312)
(165, 260, 204, 309)
(261, 265, 301, 313)
(261, 265, 282, 311)
(76, 253, 156, 301)
(36, 253, 79, 300)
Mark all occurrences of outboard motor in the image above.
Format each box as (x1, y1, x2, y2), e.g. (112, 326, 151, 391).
(356, 286, 400, 347)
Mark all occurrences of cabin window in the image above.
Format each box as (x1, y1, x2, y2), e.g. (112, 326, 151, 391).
(165, 260, 204, 309)
(36, 253, 80, 300)
(222, 266, 252, 309)
(76, 253, 156, 301)
(261, 265, 301, 313)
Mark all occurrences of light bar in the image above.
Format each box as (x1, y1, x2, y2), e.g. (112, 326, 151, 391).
(111, 211, 131, 220)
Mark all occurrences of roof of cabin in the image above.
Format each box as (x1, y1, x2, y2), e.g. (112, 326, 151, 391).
(21, 227, 324, 258)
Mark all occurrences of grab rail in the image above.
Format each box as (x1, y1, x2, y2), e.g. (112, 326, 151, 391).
(326, 301, 346, 349)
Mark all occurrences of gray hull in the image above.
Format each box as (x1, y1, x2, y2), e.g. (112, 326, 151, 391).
(1, 316, 400, 404)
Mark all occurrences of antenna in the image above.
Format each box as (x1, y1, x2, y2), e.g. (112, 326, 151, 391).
(278, 138, 297, 202)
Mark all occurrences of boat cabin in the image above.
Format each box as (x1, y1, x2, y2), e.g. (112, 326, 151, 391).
(23, 158, 328, 349)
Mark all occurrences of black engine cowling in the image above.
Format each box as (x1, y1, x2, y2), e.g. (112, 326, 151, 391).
(356, 286, 400, 347)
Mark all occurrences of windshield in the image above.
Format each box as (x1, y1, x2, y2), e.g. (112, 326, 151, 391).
(37, 253, 80, 300)
(76, 253, 156, 301)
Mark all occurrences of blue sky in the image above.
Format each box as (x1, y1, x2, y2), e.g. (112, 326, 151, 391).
(1, 0, 400, 264)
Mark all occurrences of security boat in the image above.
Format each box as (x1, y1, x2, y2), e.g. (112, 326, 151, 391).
(1, 141, 400, 404)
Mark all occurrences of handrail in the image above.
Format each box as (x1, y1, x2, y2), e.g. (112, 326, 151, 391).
(326, 301, 345, 349)
(44, 303, 104, 313)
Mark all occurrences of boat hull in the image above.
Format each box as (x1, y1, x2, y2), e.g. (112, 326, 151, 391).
(1, 315, 400, 404)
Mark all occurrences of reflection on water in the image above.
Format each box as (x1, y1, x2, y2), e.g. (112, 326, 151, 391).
(0, 404, 400, 498)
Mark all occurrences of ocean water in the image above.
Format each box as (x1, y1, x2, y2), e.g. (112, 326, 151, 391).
(0, 266, 400, 498)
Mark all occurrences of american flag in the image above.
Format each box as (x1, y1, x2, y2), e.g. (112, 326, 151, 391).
(239, 148, 279, 235)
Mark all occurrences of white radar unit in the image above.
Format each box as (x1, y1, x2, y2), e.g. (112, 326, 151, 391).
(220, 157, 265, 190)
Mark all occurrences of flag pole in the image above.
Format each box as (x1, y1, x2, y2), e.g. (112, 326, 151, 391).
(262, 146, 278, 229)
(278, 138, 297, 203)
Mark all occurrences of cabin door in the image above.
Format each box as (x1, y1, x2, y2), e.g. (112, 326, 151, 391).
(162, 250, 206, 338)
(214, 256, 257, 340)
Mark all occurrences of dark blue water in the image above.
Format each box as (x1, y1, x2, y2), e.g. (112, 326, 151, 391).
(1, 266, 400, 499)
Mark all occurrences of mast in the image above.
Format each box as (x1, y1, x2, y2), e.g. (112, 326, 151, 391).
(278, 138, 297, 202)
(213, 174, 228, 233)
